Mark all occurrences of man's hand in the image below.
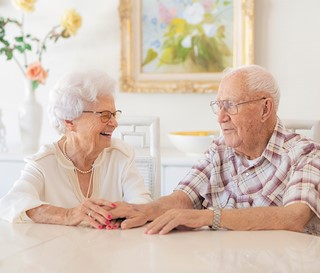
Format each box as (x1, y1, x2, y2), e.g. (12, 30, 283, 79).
(107, 202, 149, 229)
(144, 209, 213, 235)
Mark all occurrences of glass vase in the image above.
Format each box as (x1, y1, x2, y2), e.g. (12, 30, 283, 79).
(18, 80, 43, 154)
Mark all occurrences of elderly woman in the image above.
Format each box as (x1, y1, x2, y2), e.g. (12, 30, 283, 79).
(0, 70, 152, 229)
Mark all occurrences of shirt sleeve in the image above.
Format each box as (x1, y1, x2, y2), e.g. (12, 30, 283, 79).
(283, 148, 320, 219)
(0, 162, 48, 223)
(174, 153, 212, 209)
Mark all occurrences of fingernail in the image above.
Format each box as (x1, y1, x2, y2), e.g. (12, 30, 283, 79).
(111, 203, 117, 207)
(98, 225, 103, 230)
(105, 221, 110, 225)
(107, 214, 112, 220)
(106, 225, 112, 230)
(113, 224, 118, 229)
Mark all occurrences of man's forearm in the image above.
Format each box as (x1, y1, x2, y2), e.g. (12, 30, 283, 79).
(133, 191, 194, 222)
(221, 203, 313, 232)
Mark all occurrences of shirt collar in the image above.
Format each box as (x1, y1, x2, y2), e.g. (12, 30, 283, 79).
(225, 117, 285, 167)
(260, 117, 286, 166)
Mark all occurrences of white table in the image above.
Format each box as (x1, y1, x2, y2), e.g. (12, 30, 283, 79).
(1, 220, 319, 273)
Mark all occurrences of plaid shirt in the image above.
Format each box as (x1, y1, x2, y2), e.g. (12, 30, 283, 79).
(175, 119, 320, 235)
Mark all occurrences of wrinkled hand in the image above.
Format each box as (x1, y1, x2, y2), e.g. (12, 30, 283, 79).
(106, 202, 149, 229)
(145, 209, 213, 235)
(67, 198, 115, 229)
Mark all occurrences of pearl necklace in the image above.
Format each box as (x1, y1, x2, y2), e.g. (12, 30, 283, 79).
(62, 141, 93, 174)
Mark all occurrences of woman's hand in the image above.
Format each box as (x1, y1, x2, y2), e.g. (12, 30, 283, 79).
(26, 198, 116, 229)
(66, 198, 117, 229)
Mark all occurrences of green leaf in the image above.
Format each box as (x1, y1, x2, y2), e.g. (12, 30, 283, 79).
(32, 81, 39, 91)
(15, 45, 24, 53)
(0, 18, 5, 27)
(159, 47, 175, 65)
(15, 36, 24, 42)
(0, 27, 6, 39)
(24, 43, 32, 50)
(5, 49, 13, 60)
(142, 48, 158, 66)
(0, 37, 10, 47)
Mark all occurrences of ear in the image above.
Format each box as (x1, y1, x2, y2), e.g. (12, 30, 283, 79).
(64, 120, 76, 132)
(261, 98, 274, 122)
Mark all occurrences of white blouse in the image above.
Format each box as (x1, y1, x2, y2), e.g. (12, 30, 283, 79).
(0, 138, 152, 223)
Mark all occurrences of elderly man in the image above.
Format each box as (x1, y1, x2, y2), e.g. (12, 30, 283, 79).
(110, 64, 320, 235)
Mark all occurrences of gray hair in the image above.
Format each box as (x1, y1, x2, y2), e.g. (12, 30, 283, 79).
(222, 64, 280, 111)
(48, 70, 116, 134)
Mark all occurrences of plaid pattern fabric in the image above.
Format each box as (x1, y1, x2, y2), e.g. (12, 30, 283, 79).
(175, 119, 320, 235)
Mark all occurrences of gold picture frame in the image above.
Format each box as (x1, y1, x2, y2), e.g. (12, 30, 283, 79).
(119, 0, 254, 93)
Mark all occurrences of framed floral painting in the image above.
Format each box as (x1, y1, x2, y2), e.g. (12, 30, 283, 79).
(119, 0, 254, 93)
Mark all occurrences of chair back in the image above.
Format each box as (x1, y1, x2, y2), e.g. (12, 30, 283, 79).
(282, 119, 320, 143)
(114, 116, 161, 198)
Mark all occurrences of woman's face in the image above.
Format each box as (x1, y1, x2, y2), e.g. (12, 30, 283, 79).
(73, 95, 119, 151)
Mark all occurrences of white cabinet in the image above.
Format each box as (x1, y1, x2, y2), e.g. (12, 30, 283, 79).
(161, 149, 201, 196)
(0, 154, 25, 197)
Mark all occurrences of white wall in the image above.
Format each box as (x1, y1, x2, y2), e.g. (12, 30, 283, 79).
(0, 0, 320, 153)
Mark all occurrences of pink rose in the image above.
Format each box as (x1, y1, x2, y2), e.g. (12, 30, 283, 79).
(26, 61, 48, 84)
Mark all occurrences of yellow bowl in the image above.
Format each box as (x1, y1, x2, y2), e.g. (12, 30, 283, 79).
(168, 130, 219, 156)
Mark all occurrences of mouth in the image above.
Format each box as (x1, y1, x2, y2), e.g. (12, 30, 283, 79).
(100, 131, 112, 137)
(221, 128, 234, 134)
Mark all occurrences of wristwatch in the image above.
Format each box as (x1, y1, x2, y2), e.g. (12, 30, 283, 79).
(209, 208, 221, 230)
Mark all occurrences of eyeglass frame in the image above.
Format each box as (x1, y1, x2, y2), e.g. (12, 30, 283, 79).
(210, 97, 267, 115)
(82, 110, 122, 123)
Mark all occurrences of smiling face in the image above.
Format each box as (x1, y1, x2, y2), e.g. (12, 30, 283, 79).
(216, 73, 270, 158)
(71, 95, 118, 152)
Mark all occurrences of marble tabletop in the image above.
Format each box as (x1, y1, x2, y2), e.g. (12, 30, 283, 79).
(0, 220, 320, 273)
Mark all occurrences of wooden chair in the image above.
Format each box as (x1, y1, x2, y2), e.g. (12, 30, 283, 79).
(114, 116, 161, 198)
(282, 119, 320, 143)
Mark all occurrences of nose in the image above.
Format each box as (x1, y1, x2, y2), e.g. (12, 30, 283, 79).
(216, 107, 230, 124)
(107, 115, 118, 127)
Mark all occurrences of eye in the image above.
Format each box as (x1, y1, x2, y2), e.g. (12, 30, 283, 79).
(224, 100, 234, 109)
(101, 111, 112, 118)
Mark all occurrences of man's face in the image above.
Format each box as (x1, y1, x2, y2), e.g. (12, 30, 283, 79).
(216, 74, 266, 156)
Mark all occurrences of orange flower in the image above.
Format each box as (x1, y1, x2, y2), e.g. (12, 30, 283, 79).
(26, 61, 48, 84)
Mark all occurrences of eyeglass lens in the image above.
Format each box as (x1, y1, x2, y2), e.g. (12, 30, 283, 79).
(211, 101, 237, 115)
(100, 111, 121, 122)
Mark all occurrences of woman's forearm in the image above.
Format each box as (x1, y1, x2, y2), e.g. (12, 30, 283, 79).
(26, 204, 71, 225)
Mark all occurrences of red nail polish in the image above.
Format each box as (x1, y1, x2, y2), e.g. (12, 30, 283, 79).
(107, 214, 112, 220)
(105, 221, 110, 225)
(98, 225, 103, 230)
(107, 225, 112, 230)
(111, 203, 117, 207)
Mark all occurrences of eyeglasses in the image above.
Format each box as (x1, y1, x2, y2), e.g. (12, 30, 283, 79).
(210, 97, 267, 115)
(82, 110, 122, 123)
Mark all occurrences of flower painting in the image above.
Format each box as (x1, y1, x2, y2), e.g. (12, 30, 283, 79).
(142, 0, 233, 74)
(119, 0, 254, 93)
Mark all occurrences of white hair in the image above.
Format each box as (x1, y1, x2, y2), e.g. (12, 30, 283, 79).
(48, 70, 116, 135)
(222, 64, 280, 111)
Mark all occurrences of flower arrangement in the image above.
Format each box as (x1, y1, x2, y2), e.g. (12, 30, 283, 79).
(0, 0, 82, 90)
(142, 0, 232, 73)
